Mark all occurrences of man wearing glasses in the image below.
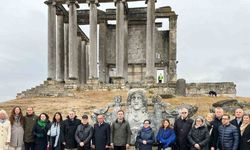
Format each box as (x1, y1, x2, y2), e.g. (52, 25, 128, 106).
(218, 114, 239, 150)
(174, 108, 193, 150)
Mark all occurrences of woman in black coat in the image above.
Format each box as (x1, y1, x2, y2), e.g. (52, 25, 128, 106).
(136, 119, 155, 150)
(48, 112, 64, 150)
(240, 114, 250, 150)
(188, 116, 210, 150)
(33, 113, 50, 150)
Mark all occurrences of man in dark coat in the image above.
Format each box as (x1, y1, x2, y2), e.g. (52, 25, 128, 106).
(230, 108, 244, 150)
(218, 114, 239, 150)
(210, 107, 224, 150)
(23, 107, 38, 150)
(62, 110, 81, 150)
(92, 114, 110, 150)
(110, 110, 131, 150)
(75, 115, 93, 150)
(174, 108, 193, 150)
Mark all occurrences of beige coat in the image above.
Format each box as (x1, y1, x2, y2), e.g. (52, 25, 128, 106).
(10, 121, 24, 147)
(0, 120, 11, 150)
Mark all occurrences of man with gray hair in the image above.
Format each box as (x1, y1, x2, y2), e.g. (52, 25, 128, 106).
(174, 108, 193, 150)
(230, 108, 244, 150)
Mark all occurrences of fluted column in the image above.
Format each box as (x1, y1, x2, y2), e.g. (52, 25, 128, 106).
(124, 16, 128, 81)
(77, 36, 82, 83)
(56, 10, 65, 82)
(86, 43, 90, 81)
(168, 15, 177, 82)
(68, 0, 79, 80)
(81, 41, 87, 84)
(115, 0, 126, 78)
(64, 23, 69, 80)
(44, 0, 56, 80)
(145, 0, 155, 80)
(87, 0, 98, 79)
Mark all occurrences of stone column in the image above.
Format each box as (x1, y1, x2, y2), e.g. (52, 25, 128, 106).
(86, 43, 90, 81)
(168, 15, 177, 82)
(99, 21, 107, 83)
(81, 41, 87, 84)
(56, 10, 65, 82)
(124, 16, 128, 82)
(145, 0, 155, 81)
(77, 36, 82, 83)
(64, 23, 69, 80)
(87, 0, 98, 79)
(44, 0, 56, 80)
(68, 0, 79, 80)
(115, 0, 126, 79)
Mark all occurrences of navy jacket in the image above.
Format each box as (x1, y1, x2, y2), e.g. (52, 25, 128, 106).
(136, 127, 155, 150)
(92, 122, 110, 150)
(218, 124, 239, 150)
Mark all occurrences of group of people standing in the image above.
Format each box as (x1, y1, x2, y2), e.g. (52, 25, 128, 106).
(0, 106, 250, 150)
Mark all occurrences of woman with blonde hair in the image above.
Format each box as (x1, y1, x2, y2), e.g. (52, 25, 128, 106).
(240, 114, 250, 150)
(0, 109, 11, 150)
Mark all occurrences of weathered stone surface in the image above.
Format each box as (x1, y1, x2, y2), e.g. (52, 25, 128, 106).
(210, 99, 250, 114)
(186, 82, 236, 97)
(176, 78, 186, 96)
(90, 89, 197, 144)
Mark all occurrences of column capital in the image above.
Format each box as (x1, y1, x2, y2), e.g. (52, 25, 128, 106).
(67, 0, 80, 8)
(87, 0, 100, 6)
(145, 0, 157, 4)
(44, 0, 56, 6)
(114, 0, 127, 6)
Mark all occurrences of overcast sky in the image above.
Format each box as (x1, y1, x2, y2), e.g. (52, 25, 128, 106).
(0, 0, 250, 102)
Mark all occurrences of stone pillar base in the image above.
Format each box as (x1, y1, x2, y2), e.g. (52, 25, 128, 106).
(87, 78, 99, 85)
(64, 79, 79, 89)
(145, 76, 155, 84)
(111, 77, 125, 85)
(45, 80, 57, 85)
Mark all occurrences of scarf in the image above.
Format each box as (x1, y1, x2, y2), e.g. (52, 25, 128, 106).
(240, 123, 249, 136)
(38, 120, 47, 128)
(14, 115, 20, 122)
(0, 119, 5, 123)
(48, 123, 60, 147)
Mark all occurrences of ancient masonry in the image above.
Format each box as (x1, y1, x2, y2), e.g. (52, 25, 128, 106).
(17, 0, 236, 98)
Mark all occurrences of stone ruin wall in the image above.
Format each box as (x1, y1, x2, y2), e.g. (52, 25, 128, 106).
(17, 80, 236, 99)
(105, 24, 168, 82)
(186, 82, 236, 97)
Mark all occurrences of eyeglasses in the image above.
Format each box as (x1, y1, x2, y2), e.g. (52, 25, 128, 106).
(181, 112, 187, 114)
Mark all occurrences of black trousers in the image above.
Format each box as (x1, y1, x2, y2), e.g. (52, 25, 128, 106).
(114, 146, 126, 150)
(24, 142, 35, 150)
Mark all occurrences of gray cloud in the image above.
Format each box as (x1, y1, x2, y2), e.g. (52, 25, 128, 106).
(0, 0, 250, 101)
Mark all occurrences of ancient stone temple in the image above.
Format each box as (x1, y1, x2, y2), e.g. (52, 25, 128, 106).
(45, 0, 177, 84)
(17, 0, 237, 98)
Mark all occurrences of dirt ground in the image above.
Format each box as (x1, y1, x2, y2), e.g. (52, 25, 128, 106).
(0, 91, 249, 119)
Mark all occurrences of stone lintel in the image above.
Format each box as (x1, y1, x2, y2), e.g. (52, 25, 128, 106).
(55, 0, 143, 4)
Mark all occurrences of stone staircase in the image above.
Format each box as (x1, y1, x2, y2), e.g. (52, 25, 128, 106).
(16, 80, 70, 99)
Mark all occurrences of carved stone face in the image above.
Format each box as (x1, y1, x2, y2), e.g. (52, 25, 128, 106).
(131, 93, 144, 111)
